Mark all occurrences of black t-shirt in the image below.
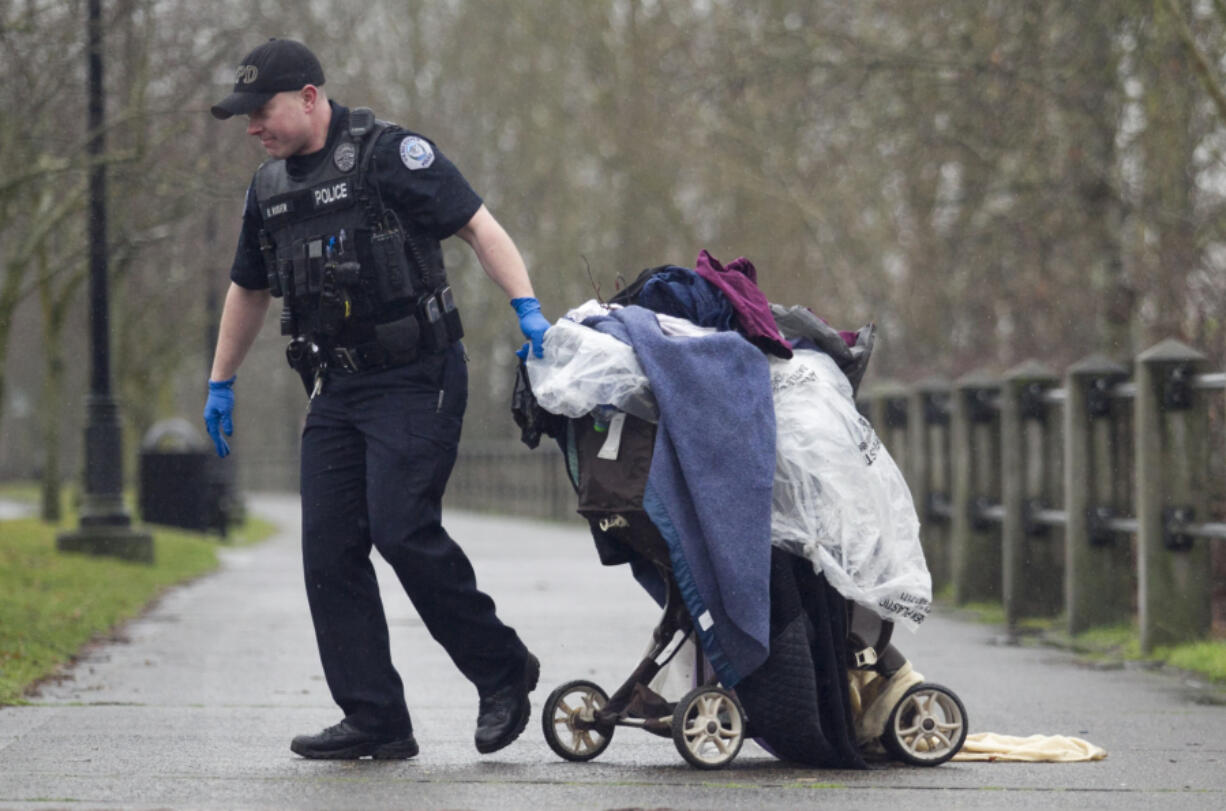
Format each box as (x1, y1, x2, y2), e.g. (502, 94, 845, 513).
(228, 102, 483, 290)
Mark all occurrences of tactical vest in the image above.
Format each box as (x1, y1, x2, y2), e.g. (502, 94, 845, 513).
(252, 108, 462, 379)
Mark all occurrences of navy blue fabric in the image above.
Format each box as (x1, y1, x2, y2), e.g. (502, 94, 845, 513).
(736, 550, 869, 768)
(299, 343, 529, 734)
(586, 305, 775, 687)
(635, 266, 737, 332)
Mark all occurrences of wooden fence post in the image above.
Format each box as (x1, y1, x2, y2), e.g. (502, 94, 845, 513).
(1001, 361, 1061, 628)
(910, 377, 952, 592)
(867, 382, 909, 477)
(1064, 355, 1132, 635)
(1135, 339, 1212, 652)
(951, 370, 1002, 604)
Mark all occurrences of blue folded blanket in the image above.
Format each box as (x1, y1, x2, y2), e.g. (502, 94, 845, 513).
(586, 305, 775, 686)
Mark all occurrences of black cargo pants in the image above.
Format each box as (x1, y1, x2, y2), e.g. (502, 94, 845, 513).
(299, 342, 528, 735)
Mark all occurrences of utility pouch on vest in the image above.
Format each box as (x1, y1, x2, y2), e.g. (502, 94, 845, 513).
(291, 237, 325, 296)
(307, 238, 324, 292)
(436, 285, 464, 343)
(317, 265, 348, 337)
(371, 227, 414, 303)
(275, 259, 293, 300)
(374, 313, 421, 362)
(292, 245, 308, 295)
(259, 230, 282, 297)
(279, 305, 296, 337)
(416, 293, 449, 352)
(276, 254, 297, 336)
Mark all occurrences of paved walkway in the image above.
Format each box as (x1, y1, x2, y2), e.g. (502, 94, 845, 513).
(1, 492, 1224, 809)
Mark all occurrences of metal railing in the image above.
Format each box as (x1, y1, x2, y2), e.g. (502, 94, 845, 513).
(448, 439, 579, 524)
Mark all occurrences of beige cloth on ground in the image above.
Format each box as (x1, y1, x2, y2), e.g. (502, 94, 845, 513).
(952, 732, 1107, 762)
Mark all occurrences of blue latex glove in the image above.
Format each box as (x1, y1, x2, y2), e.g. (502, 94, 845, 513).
(512, 296, 550, 359)
(203, 376, 236, 458)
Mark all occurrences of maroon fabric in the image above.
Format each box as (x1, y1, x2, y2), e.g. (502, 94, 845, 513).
(693, 250, 793, 358)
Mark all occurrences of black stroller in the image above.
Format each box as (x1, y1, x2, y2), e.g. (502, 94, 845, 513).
(512, 262, 966, 769)
(515, 398, 969, 770)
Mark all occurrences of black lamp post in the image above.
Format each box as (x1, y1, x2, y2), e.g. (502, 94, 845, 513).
(57, 0, 152, 562)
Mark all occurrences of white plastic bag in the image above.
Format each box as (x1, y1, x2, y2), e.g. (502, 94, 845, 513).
(769, 350, 931, 629)
(526, 316, 658, 422)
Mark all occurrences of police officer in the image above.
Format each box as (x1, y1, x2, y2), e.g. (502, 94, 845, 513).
(203, 39, 550, 760)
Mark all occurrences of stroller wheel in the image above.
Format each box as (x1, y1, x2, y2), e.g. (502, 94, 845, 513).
(881, 682, 968, 766)
(671, 686, 745, 770)
(542, 680, 614, 762)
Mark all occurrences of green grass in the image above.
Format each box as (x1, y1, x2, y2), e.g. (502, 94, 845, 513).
(1065, 623, 1226, 683)
(0, 503, 277, 705)
(222, 514, 277, 547)
(1064, 622, 1142, 659)
(941, 598, 1226, 686)
(0, 481, 40, 503)
(952, 599, 1007, 626)
(1160, 642, 1226, 683)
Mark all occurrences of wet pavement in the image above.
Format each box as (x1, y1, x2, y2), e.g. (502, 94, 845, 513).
(1, 492, 1224, 809)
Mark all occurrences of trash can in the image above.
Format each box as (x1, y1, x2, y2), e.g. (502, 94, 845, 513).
(139, 418, 240, 536)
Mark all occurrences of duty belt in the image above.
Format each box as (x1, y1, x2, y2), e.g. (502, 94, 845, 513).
(286, 336, 422, 394)
(328, 339, 420, 374)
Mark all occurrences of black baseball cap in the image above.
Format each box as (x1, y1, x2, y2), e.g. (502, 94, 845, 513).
(211, 38, 325, 120)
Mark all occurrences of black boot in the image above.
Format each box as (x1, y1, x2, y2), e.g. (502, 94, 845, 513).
(475, 653, 540, 754)
(290, 720, 418, 760)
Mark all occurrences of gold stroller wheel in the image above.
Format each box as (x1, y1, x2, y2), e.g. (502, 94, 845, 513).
(882, 682, 968, 766)
(542, 680, 614, 762)
(671, 686, 745, 769)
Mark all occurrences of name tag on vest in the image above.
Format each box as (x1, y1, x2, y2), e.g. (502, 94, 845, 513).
(262, 197, 296, 220)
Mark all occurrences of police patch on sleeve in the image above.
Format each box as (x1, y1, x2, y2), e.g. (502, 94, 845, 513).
(399, 136, 435, 170)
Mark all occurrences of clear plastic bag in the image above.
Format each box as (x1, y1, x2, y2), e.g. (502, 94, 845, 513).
(525, 316, 659, 422)
(769, 350, 931, 629)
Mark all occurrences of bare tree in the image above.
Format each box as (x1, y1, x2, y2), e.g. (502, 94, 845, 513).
(7, 0, 1226, 486)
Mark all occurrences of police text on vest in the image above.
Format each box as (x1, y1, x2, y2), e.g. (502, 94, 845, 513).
(313, 182, 350, 208)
